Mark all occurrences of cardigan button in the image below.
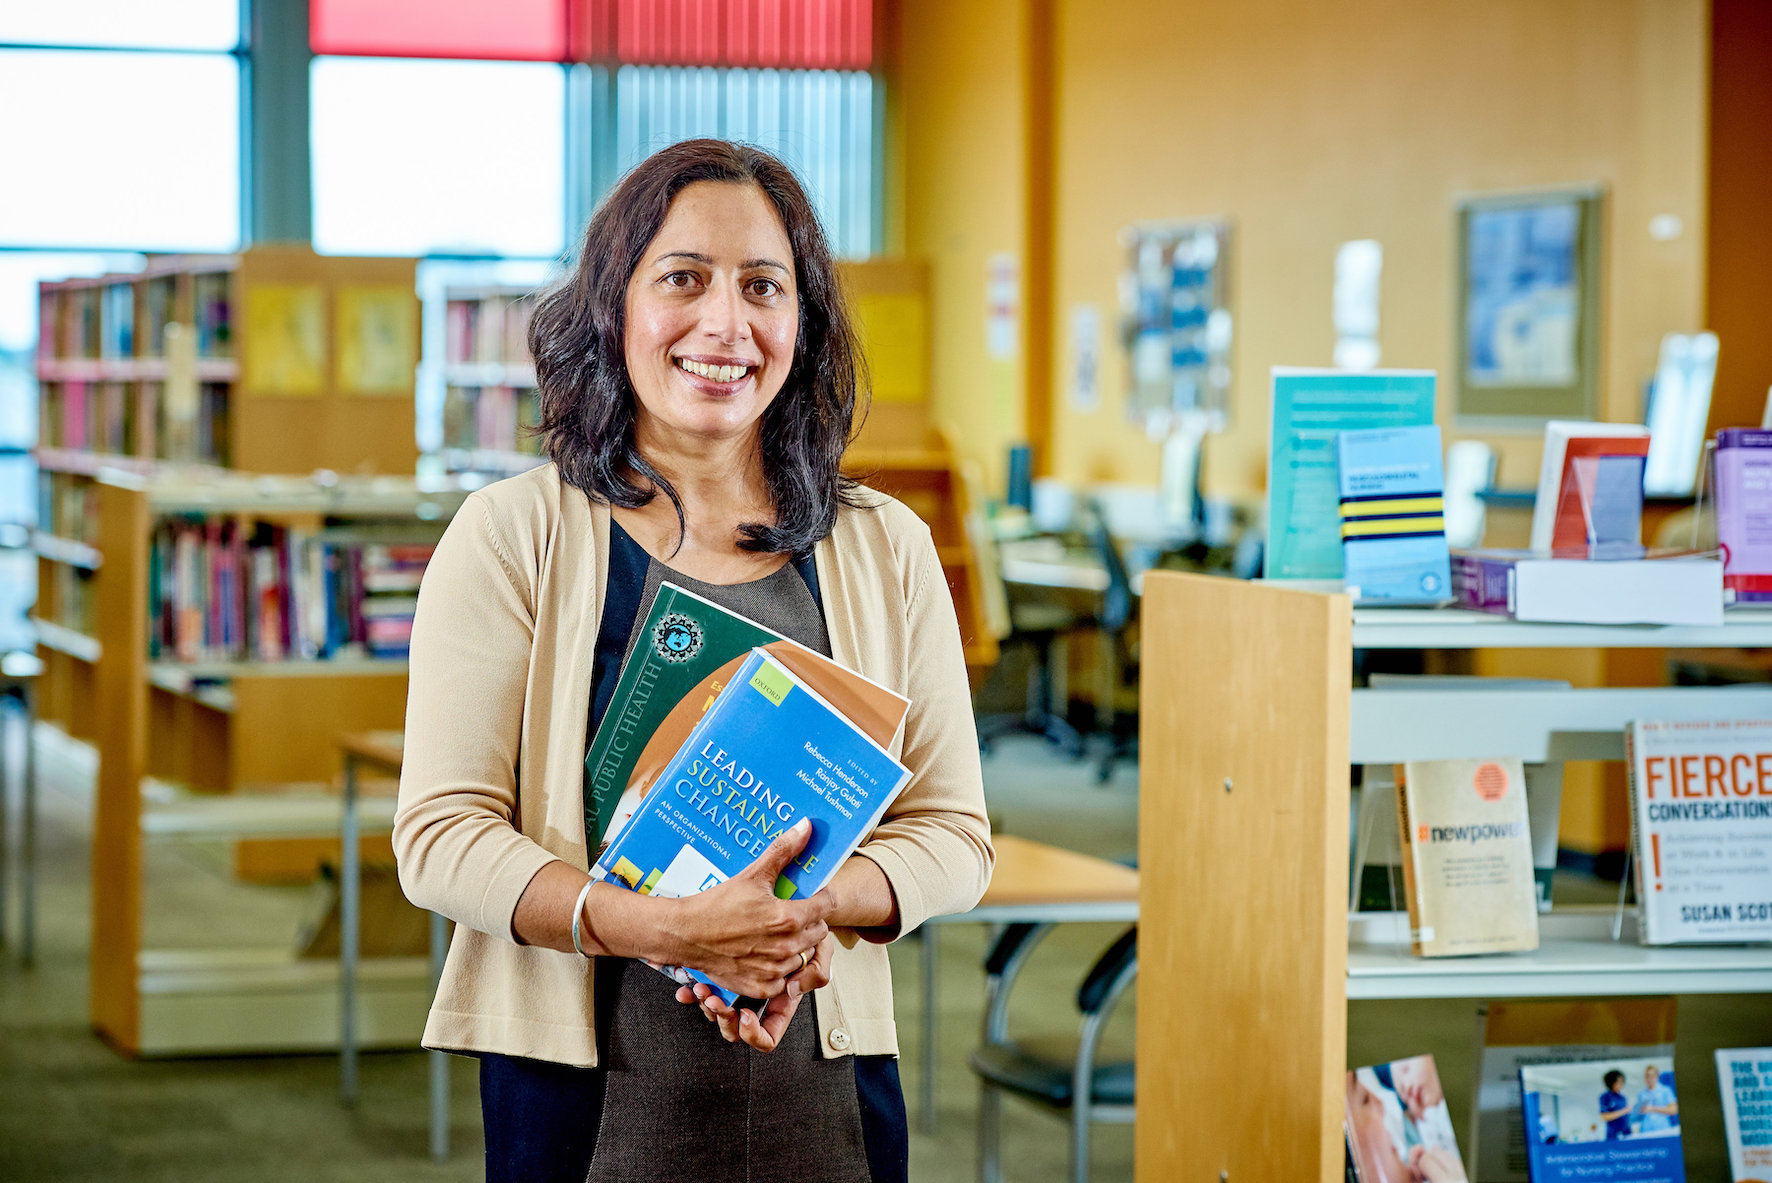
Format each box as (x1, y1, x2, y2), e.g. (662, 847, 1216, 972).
(828, 1028, 851, 1051)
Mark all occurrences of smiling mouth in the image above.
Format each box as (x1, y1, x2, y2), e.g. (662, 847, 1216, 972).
(675, 357, 755, 384)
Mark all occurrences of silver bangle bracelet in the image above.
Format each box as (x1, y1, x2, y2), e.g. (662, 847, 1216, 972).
(571, 879, 597, 959)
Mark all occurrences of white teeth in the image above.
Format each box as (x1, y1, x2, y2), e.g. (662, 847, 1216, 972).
(677, 358, 751, 383)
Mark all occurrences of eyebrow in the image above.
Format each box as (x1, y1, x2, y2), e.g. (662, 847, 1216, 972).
(655, 251, 790, 273)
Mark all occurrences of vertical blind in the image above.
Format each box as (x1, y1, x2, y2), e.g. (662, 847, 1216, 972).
(615, 67, 874, 258)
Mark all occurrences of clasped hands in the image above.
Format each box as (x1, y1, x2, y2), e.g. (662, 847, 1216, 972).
(661, 818, 837, 1052)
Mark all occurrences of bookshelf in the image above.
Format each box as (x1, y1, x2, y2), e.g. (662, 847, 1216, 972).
(1137, 573, 1772, 1181)
(36, 248, 420, 475)
(32, 248, 423, 751)
(436, 283, 544, 478)
(81, 470, 468, 1056)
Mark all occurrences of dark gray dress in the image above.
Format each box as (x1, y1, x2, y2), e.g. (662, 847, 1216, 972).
(584, 534, 873, 1183)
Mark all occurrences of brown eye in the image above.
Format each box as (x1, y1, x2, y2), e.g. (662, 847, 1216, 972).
(747, 277, 781, 298)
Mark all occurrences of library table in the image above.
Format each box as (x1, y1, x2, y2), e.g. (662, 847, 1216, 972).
(916, 833, 1140, 1132)
(336, 730, 452, 1162)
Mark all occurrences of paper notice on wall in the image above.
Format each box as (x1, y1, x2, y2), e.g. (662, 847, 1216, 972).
(852, 290, 928, 404)
(987, 253, 1019, 361)
(1334, 239, 1382, 370)
(336, 285, 417, 395)
(244, 284, 325, 396)
(1070, 303, 1100, 411)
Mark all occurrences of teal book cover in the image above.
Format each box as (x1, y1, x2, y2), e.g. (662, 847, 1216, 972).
(1336, 423, 1451, 604)
(582, 583, 785, 848)
(593, 647, 912, 1003)
(1266, 368, 1437, 580)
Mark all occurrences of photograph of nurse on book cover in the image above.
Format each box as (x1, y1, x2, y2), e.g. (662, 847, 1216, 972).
(1522, 1057, 1680, 1144)
(1345, 1054, 1468, 1182)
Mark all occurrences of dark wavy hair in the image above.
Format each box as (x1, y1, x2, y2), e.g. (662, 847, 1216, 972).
(529, 138, 870, 555)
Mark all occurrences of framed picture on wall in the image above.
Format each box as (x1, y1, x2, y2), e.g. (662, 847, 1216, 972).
(1120, 218, 1233, 434)
(1455, 186, 1603, 425)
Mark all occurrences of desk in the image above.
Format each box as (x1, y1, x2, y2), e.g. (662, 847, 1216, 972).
(916, 834, 1139, 1132)
(337, 730, 451, 1163)
(0, 651, 40, 967)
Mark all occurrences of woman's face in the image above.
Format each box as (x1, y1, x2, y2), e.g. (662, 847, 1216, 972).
(623, 180, 799, 450)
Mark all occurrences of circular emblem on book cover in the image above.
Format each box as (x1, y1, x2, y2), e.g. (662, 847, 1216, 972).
(1472, 761, 1510, 802)
(652, 613, 704, 663)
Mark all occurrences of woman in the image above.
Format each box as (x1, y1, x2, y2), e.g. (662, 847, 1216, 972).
(394, 138, 993, 1183)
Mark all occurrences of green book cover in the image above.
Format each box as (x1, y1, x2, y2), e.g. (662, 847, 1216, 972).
(582, 583, 785, 849)
(1266, 367, 1437, 580)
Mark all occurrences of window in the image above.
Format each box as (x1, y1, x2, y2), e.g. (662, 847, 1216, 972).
(310, 57, 568, 258)
(0, 51, 241, 251)
(0, 0, 239, 51)
(617, 67, 874, 258)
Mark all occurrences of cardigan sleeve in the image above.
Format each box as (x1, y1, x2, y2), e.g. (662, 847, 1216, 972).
(850, 515, 995, 937)
(393, 494, 563, 941)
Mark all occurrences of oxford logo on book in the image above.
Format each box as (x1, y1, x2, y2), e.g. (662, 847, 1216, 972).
(652, 612, 705, 663)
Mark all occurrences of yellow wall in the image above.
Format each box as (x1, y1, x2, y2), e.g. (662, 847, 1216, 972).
(901, 0, 1710, 499)
(888, 0, 1027, 495)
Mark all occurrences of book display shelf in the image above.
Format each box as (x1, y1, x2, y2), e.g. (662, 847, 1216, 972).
(438, 284, 543, 478)
(1137, 573, 1772, 1180)
(83, 470, 470, 1056)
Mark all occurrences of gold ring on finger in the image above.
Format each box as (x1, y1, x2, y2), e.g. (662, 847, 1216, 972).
(798, 949, 809, 972)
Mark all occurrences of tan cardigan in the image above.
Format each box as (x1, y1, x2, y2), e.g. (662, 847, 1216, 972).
(394, 463, 994, 1067)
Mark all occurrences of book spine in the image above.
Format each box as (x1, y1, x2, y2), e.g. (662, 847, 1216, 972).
(1623, 723, 1653, 943)
(1393, 765, 1427, 955)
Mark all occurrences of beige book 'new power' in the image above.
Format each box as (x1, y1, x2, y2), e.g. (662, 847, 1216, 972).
(1395, 758, 1540, 957)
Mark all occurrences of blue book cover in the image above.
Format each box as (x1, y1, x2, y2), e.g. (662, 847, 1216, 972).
(1521, 1059, 1686, 1182)
(592, 647, 912, 1003)
(1336, 424, 1451, 604)
(1266, 368, 1437, 580)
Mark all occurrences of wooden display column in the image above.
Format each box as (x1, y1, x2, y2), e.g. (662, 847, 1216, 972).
(1137, 572, 1350, 1182)
(91, 480, 151, 1053)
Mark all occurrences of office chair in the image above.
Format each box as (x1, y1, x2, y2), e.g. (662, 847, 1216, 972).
(970, 923, 1137, 1183)
(1081, 498, 1137, 782)
(974, 536, 1090, 758)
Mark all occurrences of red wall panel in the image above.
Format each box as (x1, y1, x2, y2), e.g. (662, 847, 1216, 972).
(312, 0, 570, 61)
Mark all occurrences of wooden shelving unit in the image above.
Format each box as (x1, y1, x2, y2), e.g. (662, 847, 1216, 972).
(76, 471, 469, 1056)
(1137, 573, 1772, 1180)
(36, 248, 420, 476)
(436, 284, 543, 477)
(33, 249, 423, 744)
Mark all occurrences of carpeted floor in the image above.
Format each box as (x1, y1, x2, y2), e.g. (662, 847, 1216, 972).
(5, 717, 1766, 1181)
(0, 724, 1138, 1182)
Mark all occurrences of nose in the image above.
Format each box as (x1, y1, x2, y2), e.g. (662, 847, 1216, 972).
(700, 276, 748, 345)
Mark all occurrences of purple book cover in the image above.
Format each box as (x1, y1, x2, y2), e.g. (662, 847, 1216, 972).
(1716, 429, 1772, 597)
(1451, 551, 1513, 615)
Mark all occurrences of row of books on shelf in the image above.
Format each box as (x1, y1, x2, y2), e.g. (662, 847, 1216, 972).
(442, 385, 541, 455)
(1267, 358, 1754, 625)
(41, 475, 99, 546)
(1355, 689, 1772, 957)
(147, 520, 434, 664)
(444, 293, 535, 367)
(40, 272, 231, 362)
(1346, 1012, 1767, 1181)
(1333, 414, 1770, 626)
(41, 380, 231, 465)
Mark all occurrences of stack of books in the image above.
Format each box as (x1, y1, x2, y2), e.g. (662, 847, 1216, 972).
(584, 584, 913, 1005)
